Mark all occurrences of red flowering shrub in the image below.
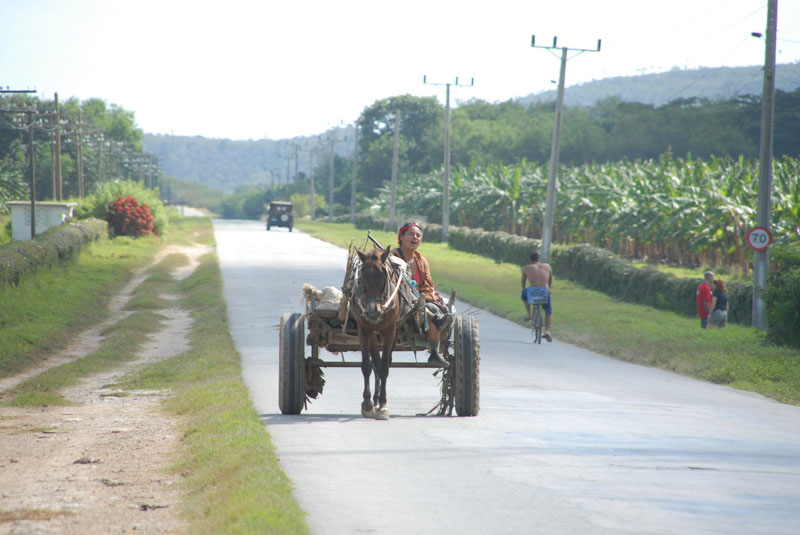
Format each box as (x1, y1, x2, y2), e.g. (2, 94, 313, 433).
(106, 196, 156, 236)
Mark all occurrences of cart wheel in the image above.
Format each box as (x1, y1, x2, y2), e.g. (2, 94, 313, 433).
(454, 315, 480, 416)
(279, 312, 305, 414)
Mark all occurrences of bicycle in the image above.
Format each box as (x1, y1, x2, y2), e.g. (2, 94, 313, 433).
(530, 299, 545, 344)
(525, 287, 549, 345)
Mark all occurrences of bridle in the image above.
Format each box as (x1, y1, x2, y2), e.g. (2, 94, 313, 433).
(354, 262, 402, 321)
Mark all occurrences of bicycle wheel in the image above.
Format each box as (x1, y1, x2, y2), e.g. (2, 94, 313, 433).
(531, 304, 542, 344)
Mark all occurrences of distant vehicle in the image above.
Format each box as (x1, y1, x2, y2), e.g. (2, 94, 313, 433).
(267, 201, 294, 231)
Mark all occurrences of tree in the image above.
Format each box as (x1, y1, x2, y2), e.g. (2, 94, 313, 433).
(357, 94, 442, 196)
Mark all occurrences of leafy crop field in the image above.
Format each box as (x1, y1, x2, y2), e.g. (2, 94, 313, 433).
(381, 154, 799, 273)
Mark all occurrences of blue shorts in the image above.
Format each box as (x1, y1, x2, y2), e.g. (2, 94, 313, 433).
(521, 287, 552, 316)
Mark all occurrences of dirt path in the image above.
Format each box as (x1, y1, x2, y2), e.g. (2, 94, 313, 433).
(0, 244, 212, 535)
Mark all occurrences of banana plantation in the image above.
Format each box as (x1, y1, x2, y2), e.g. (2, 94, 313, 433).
(376, 152, 800, 271)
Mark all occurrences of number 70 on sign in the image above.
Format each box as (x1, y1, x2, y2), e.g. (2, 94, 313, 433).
(747, 226, 773, 252)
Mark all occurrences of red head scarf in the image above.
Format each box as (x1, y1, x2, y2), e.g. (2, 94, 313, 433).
(398, 222, 421, 245)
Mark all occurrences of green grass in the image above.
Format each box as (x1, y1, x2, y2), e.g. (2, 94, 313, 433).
(297, 220, 800, 405)
(0, 215, 309, 534)
(0, 233, 162, 377)
(116, 221, 308, 534)
(0, 213, 10, 244)
(631, 261, 750, 283)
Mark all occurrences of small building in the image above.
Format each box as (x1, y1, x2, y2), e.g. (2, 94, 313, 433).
(7, 201, 78, 242)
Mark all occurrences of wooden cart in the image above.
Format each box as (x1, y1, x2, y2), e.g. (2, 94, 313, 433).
(278, 286, 480, 417)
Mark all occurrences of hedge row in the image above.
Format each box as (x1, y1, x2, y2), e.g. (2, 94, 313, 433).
(766, 243, 800, 347)
(351, 215, 755, 325)
(552, 244, 753, 325)
(0, 218, 108, 286)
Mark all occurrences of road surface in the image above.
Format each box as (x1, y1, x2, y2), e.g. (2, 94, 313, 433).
(213, 219, 800, 535)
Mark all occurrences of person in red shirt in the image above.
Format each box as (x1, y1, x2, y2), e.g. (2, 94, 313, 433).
(696, 270, 714, 329)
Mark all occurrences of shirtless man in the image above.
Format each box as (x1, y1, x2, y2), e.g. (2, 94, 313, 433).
(521, 252, 553, 342)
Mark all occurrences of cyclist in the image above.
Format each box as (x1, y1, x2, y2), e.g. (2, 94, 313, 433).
(521, 252, 553, 342)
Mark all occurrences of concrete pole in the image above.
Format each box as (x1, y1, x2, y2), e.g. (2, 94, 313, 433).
(55, 93, 63, 200)
(310, 150, 316, 220)
(77, 110, 84, 198)
(389, 111, 401, 231)
(752, 0, 778, 329)
(443, 83, 451, 241)
(350, 123, 358, 224)
(28, 111, 36, 239)
(50, 131, 56, 199)
(328, 136, 335, 220)
(540, 47, 568, 264)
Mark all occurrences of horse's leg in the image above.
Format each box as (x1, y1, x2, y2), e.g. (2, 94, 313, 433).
(360, 330, 374, 418)
(374, 325, 396, 420)
(370, 340, 382, 413)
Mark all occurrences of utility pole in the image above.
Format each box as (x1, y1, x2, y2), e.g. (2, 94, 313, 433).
(72, 112, 102, 198)
(752, 0, 778, 329)
(389, 110, 401, 231)
(350, 122, 359, 224)
(293, 142, 299, 181)
(50, 131, 57, 199)
(27, 111, 37, 238)
(328, 133, 337, 220)
(54, 93, 62, 201)
(424, 76, 474, 241)
(310, 148, 317, 219)
(77, 110, 84, 197)
(299, 140, 321, 219)
(531, 36, 600, 263)
(0, 88, 38, 237)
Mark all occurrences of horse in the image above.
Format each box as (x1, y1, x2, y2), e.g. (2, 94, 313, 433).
(351, 246, 403, 420)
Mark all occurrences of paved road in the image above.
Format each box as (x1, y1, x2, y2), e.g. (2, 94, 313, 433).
(213, 219, 800, 535)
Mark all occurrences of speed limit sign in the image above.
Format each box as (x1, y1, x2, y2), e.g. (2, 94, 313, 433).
(747, 226, 773, 252)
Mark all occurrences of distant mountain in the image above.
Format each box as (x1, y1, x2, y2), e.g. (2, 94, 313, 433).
(143, 128, 353, 193)
(516, 63, 800, 107)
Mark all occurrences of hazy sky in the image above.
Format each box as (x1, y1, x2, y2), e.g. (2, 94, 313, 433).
(2, 0, 798, 140)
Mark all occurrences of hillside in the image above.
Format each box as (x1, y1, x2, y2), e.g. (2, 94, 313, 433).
(144, 128, 354, 193)
(517, 63, 800, 107)
(143, 64, 800, 191)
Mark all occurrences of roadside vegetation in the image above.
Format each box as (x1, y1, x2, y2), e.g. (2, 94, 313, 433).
(0, 215, 309, 534)
(297, 220, 800, 406)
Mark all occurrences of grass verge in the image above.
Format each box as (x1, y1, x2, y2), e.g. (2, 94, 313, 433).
(0, 214, 309, 534)
(297, 220, 800, 405)
(0, 233, 162, 377)
(113, 218, 309, 534)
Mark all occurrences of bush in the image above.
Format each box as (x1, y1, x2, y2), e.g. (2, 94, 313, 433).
(449, 226, 540, 265)
(76, 179, 167, 236)
(766, 243, 800, 347)
(106, 196, 155, 237)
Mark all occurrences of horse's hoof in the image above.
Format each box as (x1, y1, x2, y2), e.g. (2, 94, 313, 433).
(361, 403, 375, 418)
(375, 408, 390, 420)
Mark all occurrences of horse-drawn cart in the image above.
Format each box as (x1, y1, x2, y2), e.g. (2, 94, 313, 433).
(278, 243, 480, 418)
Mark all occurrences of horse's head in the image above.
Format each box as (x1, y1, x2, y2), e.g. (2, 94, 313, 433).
(356, 246, 392, 322)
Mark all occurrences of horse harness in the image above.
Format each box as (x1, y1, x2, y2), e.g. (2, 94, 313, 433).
(353, 260, 404, 322)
